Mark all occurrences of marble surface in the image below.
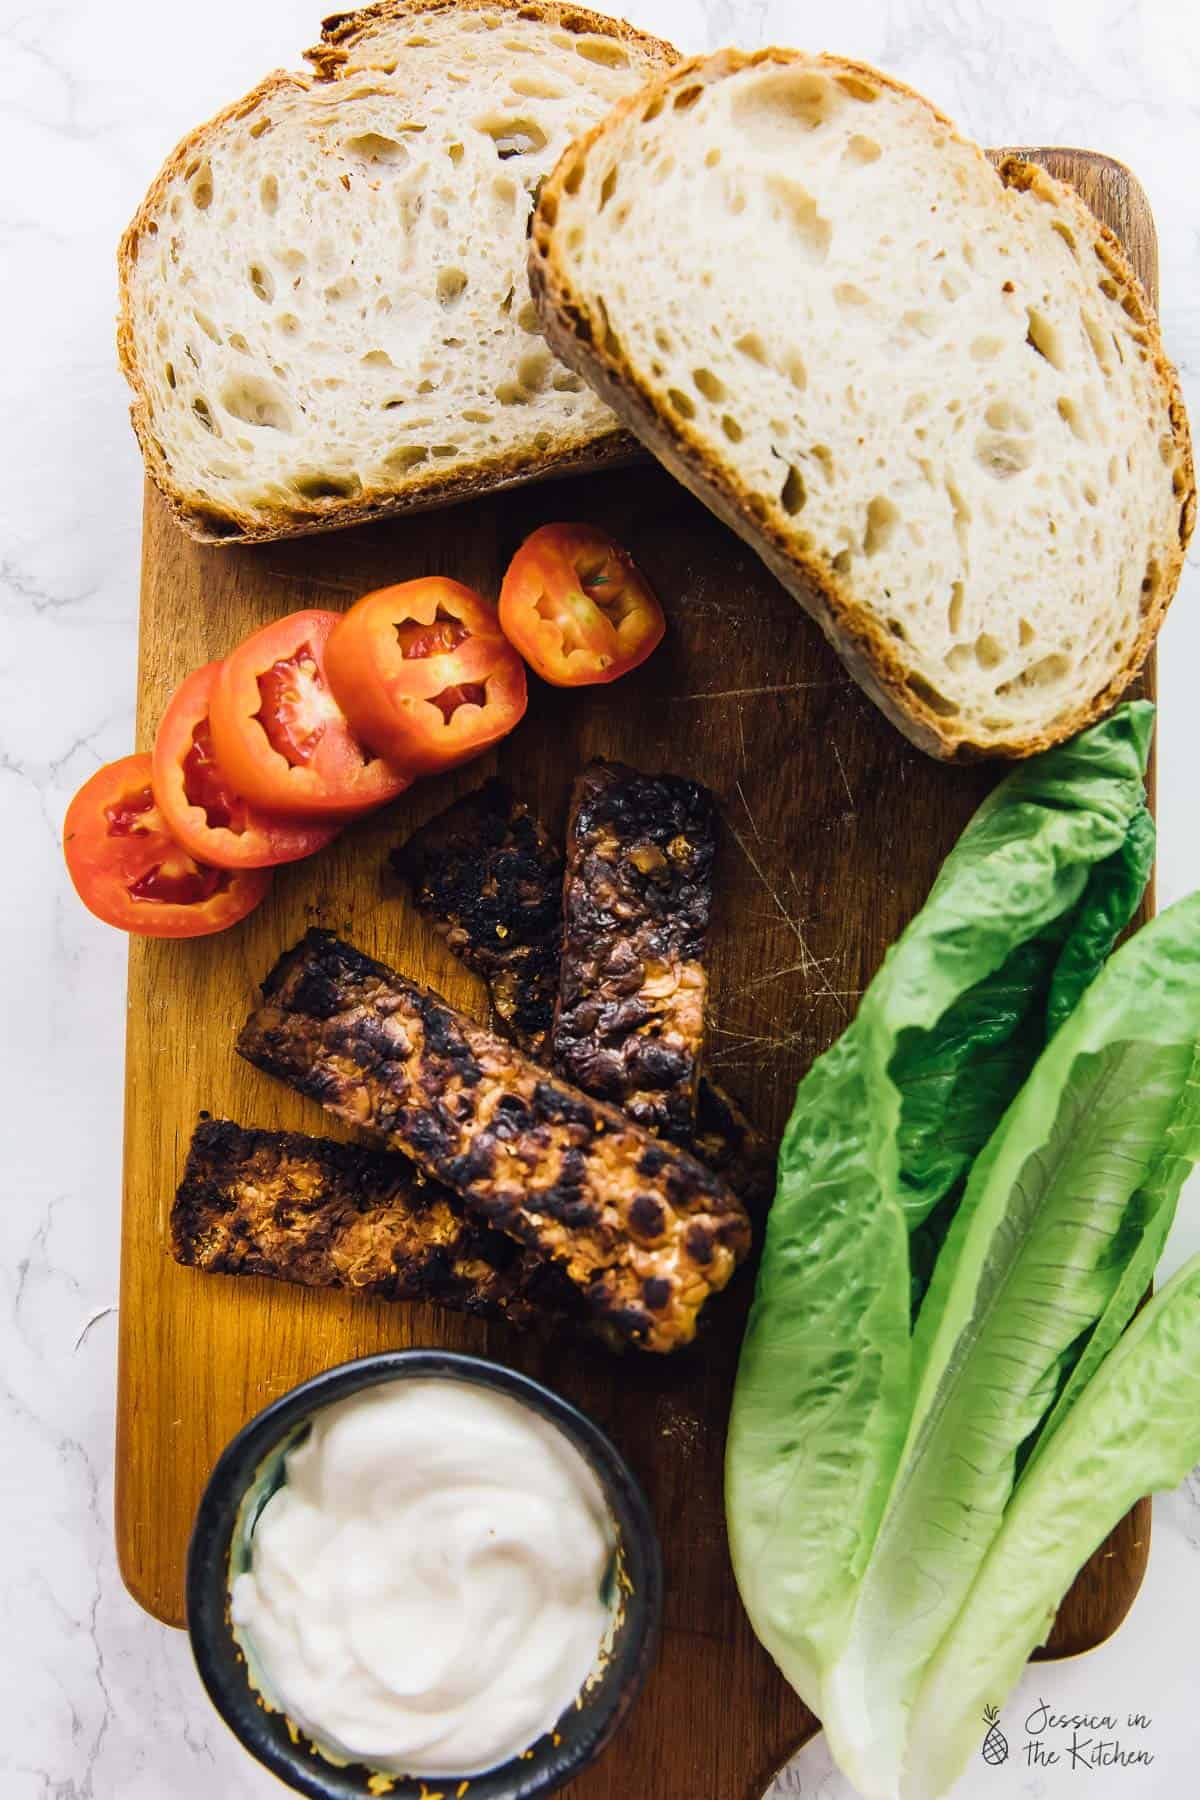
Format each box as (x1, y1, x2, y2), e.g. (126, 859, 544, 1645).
(4, 0, 1198, 1793)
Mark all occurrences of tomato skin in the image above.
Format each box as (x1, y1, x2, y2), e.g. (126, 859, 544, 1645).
(152, 664, 340, 869)
(209, 611, 412, 818)
(325, 579, 527, 777)
(63, 754, 271, 937)
(498, 523, 665, 687)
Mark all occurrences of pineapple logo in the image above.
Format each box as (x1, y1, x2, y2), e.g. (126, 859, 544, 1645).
(980, 1705, 1009, 1766)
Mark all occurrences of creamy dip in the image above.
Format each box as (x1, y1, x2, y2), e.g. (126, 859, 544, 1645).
(230, 1378, 616, 1777)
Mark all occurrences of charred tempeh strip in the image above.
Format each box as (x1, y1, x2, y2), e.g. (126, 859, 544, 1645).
(393, 779, 563, 1059)
(171, 1116, 577, 1325)
(554, 762, 715, 1145)
(393, 779, 775, 1209)
(237, 931, 751, 1351)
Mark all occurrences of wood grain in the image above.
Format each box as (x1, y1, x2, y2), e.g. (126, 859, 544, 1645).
(117, 150, 1160, 1797)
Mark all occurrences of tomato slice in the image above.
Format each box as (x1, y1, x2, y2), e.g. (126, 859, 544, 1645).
(63, 754, 271, 937)
(208, 611, 412, 818)
(324, 579, 527, 777)
(498, 523, 665, 687)
(153, 663, 341, 868)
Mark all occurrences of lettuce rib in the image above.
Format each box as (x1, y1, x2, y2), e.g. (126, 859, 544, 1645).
(1025, 1032, 1200, 1466)
(904, 1254, 1200, 1798)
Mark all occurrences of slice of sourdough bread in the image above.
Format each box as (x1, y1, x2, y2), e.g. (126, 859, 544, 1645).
(118, 1, 675, 544)
(529, 50, 1194, 759)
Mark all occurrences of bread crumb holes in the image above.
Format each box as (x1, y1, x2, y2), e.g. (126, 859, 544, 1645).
(864, 495, 899, 553)
(480, 116, 549, 159)
(576, 36, 629, 68)
(843, 134, 882, 166)
(1026, 307, 1063, 368)
(188, 162, 213, 210)
(437, 267, 468, 306)
(735, 331, 768, 364)
(780, 466, 806, 514)
(220, 377, 292, 432)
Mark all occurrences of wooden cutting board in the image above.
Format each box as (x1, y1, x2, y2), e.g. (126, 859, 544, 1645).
(117, 149, 1158, 1799)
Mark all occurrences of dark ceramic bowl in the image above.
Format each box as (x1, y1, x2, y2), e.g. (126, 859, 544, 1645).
(187, 1349, 662, 1799)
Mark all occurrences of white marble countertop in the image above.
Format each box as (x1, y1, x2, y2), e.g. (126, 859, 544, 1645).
(4, 0, 1198, 1793)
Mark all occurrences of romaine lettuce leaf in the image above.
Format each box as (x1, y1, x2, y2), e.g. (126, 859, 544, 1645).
(904, 1253, 1200, 1799)
(726, 706, 1156, 1733)
(725, 1031, 911, 1704)
(821, 891, 1200, 1799)
(861, 703, 1155, 1229)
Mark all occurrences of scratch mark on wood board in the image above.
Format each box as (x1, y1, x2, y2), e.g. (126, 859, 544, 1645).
(726, 783, 847, 1018)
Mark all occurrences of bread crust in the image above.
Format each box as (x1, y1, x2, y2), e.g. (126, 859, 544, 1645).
(116, 1, 676, 546)
(307, 0, 677, 78)
(529, 48, 1196, 761)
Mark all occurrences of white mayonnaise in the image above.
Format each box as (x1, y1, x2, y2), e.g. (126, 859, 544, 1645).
(230, 1378, 617, 1777)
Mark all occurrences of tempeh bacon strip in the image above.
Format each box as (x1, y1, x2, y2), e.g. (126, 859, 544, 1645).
(237, 930, 751, 1351)
(170, 1116, 579, 1325)
(394, 776, 775, 1210)
(554, 761, 716, 1145)
(393, 779, 563, 1060)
